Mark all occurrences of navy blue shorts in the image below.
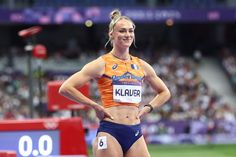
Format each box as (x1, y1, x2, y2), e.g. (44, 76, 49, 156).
(97, 120, 142, 153)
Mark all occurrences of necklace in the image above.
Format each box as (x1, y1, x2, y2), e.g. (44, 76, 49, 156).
(111, 52, 131, 61)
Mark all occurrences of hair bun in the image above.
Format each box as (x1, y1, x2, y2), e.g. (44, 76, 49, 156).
(110, 9, 121, 20)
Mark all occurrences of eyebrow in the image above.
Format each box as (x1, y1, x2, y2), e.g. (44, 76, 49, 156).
(118, 27, 134, 30)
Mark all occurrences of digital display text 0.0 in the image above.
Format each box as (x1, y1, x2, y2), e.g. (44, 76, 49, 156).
(0, 130, 59, 157)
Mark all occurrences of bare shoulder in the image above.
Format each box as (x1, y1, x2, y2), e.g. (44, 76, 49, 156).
(139, 59, 150, 67)
(81, 56, 105, 78)
(84, 56, 105, 68)
(139, 59, 154, 76)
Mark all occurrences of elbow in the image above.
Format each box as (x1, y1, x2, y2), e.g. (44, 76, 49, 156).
(58, 84, 68, 96)
(161, 88, 171, 102)
(166, 89, 171, 101)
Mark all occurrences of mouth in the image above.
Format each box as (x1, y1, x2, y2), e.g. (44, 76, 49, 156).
(122, 38, 133, 42)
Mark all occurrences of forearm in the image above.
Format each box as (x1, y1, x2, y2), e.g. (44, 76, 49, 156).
(59, 86, 98, 108)
(148, 90, 171, 110)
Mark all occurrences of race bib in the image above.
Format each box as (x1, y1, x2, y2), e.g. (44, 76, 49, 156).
(98, 136, 107, 150)
(113, 81, 142, 103)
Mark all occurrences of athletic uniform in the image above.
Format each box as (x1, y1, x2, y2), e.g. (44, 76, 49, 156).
(96, 52, 145, 153)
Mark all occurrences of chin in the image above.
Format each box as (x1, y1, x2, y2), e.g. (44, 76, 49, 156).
(122, 43, 132, 47)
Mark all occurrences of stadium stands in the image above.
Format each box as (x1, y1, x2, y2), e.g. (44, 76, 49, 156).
(0, 49, 235, 127)
(33, 0, 136, 7)
(0, 0, 228, 9)
(219, 48, 236, 93)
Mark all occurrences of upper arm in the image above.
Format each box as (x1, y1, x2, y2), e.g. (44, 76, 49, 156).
(62, 57, 105, 88)
(140, 59, 169, 93)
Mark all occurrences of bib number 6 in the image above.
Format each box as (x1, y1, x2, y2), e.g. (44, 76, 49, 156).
(98, 136, 107, 150)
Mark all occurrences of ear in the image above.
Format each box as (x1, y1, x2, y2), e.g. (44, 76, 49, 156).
(109, 32, 113, 39)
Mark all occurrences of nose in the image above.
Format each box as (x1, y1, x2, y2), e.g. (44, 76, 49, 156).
(124, 31, 131, 37)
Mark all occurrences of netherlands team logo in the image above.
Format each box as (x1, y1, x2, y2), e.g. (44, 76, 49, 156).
(131, 64, 139, 70)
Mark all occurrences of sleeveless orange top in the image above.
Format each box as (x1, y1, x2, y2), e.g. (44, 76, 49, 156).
(97, 52, 145, 108)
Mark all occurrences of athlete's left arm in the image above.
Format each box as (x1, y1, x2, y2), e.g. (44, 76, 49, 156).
(140, 59, 171, 114)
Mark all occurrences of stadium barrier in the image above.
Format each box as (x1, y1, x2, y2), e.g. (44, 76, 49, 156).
(47, 81, 90, 111)
(0, 118, 88, 157)
(0, 151, 16, 157)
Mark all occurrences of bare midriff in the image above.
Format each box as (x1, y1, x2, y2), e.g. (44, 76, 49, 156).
(103, 105, 140, 125)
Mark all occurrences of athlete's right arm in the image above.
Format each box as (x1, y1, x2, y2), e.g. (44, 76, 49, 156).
(59, 57, 104, 107)
(59, 57, 113, 120)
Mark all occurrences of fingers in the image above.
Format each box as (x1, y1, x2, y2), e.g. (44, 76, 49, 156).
(136, 111, 144, 119)
(137, 107, 150, 119)
(104, 111, 114, 120)
(94, 106, 114, 120)
(136, 110, 142, 119)
(136, 114, 140, 119)
(95, 110, 104, 120)
(96, 112, 113, 120)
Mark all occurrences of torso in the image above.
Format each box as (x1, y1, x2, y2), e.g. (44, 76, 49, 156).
(97, 52, 145, 125)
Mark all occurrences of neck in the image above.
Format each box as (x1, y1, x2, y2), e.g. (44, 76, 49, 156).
(111, 48, 130, 61)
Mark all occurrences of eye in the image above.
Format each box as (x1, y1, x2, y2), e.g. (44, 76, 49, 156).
(119, 29, 126, 33)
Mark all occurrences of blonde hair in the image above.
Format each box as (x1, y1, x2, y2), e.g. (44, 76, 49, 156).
(105, 9, 136, 48)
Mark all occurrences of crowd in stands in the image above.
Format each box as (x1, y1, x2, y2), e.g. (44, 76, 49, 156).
(0, 70, 30, 119)
(0, 68, 49, 119)
(141, 49, 236, 137)
(149, 50, 235, 122)
(0, 47, 236, 137)
(220, 48, 236, 93)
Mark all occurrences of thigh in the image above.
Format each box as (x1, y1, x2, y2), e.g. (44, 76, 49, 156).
(93, 132, 123, 157)
(125, 136, 151, 157)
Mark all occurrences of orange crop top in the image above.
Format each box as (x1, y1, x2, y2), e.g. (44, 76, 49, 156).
(97, 52, 145, 108)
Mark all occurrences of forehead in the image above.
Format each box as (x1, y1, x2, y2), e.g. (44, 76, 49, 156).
(114, 18, 134, 29)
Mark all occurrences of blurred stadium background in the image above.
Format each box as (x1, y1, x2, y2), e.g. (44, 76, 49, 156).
(0, 0, 236, 157)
